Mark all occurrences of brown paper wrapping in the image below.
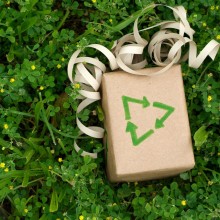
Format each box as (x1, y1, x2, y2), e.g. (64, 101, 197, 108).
(101, 65, 195, 182)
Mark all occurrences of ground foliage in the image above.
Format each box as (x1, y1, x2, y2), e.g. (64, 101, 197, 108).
(0, 0, 220, 219)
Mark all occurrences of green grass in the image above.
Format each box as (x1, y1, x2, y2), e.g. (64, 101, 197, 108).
(0, 0, 219, 219)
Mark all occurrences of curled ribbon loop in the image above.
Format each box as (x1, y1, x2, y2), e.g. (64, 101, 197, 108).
(114, 34, 148, 75)
(68, 45, 118, 158)
(68, 5, 219, 158)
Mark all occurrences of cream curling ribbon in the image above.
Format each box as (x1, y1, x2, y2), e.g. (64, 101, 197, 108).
(68, 4, 220, 159)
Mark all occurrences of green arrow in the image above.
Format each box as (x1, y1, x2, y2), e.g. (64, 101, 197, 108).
(126, 121, 154, 146)
(153, 102, 175, 129)
(122, 95, 150, 120)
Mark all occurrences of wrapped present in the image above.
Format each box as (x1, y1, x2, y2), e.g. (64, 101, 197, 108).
(102, 65, 195, 182)
(67, 5, 219, 182)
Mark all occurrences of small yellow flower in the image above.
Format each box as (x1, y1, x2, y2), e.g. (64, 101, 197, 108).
(181, 200, 187, 206)
(216, 35, 220, 40)
(51, 149, 55, 154)
(57, 64, 62, 69)
(0, 163, 5, 168)
(31, 65, 36, 70)
(202, 22, 207, 27)
(207, 95, 212, 102)
(48, 166, 52, 170)
(61, 57, 65, 62)
(0, 88, 4, 93)
(208, 181, 213, 186)
(109, 19, 113, 23)
(210, 6, 215, 10)
(24, 208, 28, 213)
(39, 86, 44, 90)
(4, 168, 9, 172)
(9, 185, 13, 190)
(58, 158, 63, 163)
(79, 215, 84, 220)
(74, 83, 81, 89)
(92, 0, 96, 3)
(216, 6, 219, 10)
(3, 124, 9, 130)
(10, 78, 15, 83)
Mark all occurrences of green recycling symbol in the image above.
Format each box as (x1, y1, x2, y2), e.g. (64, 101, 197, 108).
(122, 95, 175, 146)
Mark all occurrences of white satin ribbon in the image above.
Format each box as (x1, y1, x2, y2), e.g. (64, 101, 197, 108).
(67, 5, 219, 158)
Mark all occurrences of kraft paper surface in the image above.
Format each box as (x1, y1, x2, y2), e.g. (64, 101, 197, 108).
(102, 65, 195, 182)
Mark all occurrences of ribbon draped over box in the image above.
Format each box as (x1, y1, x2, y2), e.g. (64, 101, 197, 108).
(67, 4, 220, 159)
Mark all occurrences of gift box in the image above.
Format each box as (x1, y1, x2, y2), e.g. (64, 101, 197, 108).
(101, 65, 195, 182)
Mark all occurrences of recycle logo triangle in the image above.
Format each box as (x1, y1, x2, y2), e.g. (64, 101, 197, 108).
(122, 95, 175, 146)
